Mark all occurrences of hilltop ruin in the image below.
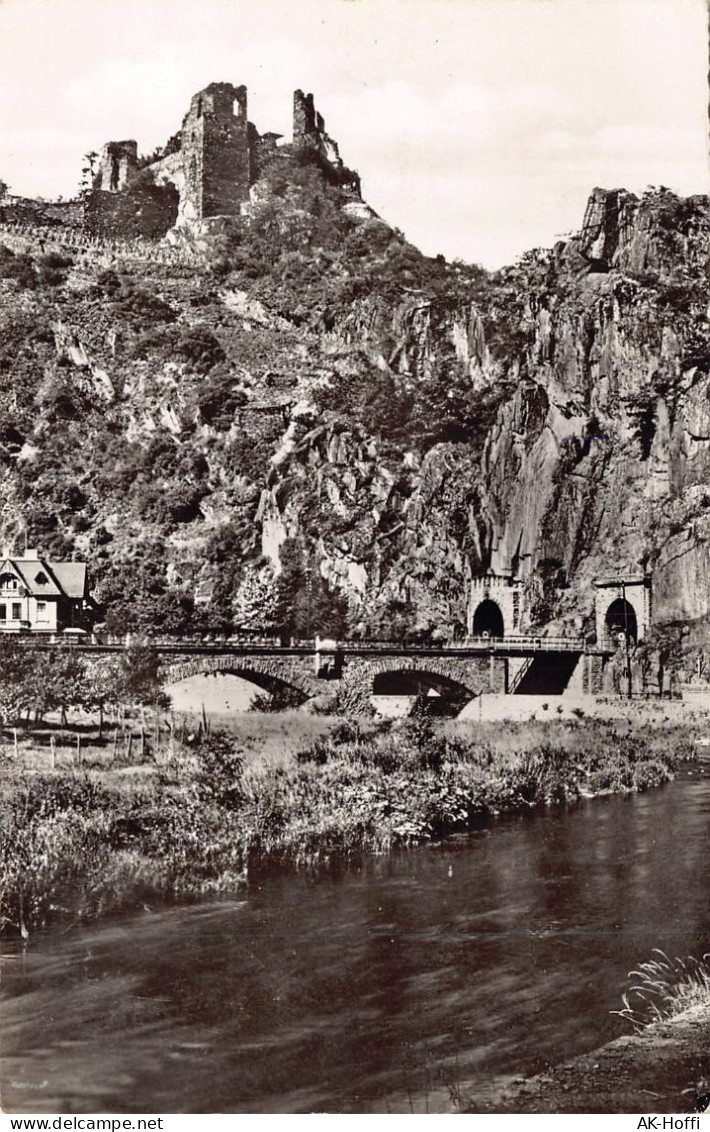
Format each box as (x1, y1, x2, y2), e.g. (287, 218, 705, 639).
(85, 84, 361, 238)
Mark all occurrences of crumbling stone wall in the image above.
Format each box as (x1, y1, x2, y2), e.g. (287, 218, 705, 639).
(0, 195, 83, 229)
(94, 141, 138, 192)
(292, 90, 361, 193)
(180, 83, 253, 221)
(89, 82, 361, 235)
(144, 151, 185, 213)
(85, 175, 179, 239)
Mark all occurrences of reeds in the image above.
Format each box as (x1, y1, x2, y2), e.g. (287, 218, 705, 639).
(611, 949, 710, 1031)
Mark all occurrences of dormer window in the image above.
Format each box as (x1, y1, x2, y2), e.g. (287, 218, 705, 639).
(35, 571, 48, 585)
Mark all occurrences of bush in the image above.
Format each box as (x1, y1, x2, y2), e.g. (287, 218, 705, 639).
(613, 950, 710, 1031)
(36, 252, 74, 287)
(192, 733, 245, 807)
(0, 246, 37, 289)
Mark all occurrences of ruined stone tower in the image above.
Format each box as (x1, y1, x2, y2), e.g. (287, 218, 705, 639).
(88, 83, 361, 237)
(180, 83, 252, 220)
(96, 141, 138, 192)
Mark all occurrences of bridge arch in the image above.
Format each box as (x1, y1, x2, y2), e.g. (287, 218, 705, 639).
(161, 656, 317, 705)
(337, 655, 491, 715)
(372, 668, 472, 698)
(471, 598, 505, 638)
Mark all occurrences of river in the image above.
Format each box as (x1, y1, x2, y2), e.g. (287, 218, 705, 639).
(2, 764, 710, 1114)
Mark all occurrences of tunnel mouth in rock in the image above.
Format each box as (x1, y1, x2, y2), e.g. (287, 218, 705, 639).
(472, 599, 505, 638)
(605, 598, 638, 645)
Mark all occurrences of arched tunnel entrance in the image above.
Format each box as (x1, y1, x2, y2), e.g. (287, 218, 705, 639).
(605, 598, 638, 645)
(472, 599, 505, 638)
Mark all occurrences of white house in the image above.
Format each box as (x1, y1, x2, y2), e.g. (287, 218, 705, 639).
(0, 548, 91, 634)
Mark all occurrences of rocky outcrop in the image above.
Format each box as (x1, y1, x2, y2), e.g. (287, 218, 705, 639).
(1, 177, 710, 655)
(473, 188, 710, 644)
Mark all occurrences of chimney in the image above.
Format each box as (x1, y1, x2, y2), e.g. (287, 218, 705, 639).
(24, 547, 39, 560)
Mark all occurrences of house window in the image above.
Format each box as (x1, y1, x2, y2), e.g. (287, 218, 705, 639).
(35, 572, 48, 585)
(11, 603, 21, 620)
(36, 601, 47, 621)
(0, 604, 6, 620)
(0, 573, 18, 592)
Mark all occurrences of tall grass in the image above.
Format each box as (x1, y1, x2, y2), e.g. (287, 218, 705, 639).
(0, 717, 692, 935)
(612, 950, 710, 1030)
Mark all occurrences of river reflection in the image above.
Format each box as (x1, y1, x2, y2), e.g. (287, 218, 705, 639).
(2, 767, 710, 1113)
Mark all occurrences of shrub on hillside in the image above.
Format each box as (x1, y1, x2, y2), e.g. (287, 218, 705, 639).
(36, 252, 74, 286)
(0, 245, 37, 289)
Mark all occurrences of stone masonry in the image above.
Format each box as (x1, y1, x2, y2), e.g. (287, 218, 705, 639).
(89, 83, 361, 235)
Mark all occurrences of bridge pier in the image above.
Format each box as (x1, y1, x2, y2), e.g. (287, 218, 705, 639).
(490, 655, 507, 694)
(582, 654, 606, 695)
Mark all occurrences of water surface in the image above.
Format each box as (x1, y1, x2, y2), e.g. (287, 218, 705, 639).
(3, 765, 710, 1113)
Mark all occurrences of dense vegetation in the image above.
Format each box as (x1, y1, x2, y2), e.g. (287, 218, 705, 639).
(0, 638, 166, 729)
(0, 716, 693, 936)
(0, 156, 561, 641)
(1, 167, 709, 658)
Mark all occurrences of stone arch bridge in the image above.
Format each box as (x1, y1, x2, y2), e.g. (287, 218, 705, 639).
(160, 646, 509, 702)
(150, 638, 604, 708)
(162, 649, 508, 694)
(58, 637, 611, 710)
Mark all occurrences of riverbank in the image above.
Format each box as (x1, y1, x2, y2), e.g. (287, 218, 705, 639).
(0, 714, 700, 936)
(464, 1002, 710, 1113)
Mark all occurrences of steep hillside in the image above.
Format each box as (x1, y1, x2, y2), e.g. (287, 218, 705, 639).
(0, 161, 709, 668)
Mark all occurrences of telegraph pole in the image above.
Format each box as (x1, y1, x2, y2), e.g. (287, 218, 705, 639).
(621, 581, 632, 699)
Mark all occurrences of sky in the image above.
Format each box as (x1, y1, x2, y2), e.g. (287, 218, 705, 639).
(0, 0, 707, 267)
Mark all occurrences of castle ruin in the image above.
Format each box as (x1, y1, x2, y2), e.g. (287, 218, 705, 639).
(87, 84, 361, 238)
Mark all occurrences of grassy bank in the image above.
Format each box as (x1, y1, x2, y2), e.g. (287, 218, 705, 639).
(0, 715, 699, 936)
(613, 951, 710, 1030)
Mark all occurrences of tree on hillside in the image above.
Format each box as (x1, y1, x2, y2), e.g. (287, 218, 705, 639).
(232, 565, 278, 632)
(116, 644, 169, 709)
(79, 151, 99, 195)
(275, 539, 349, 640)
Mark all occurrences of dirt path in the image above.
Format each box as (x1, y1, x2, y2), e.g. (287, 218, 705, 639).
(465, 1004, 710, 1114)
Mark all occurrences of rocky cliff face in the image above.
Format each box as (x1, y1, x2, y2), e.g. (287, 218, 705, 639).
(480, 188, 710, 647)
(0, 172, 708, 662)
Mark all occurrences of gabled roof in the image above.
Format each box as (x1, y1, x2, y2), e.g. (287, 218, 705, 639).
(47, 562, 87, 599)
(0, 558, 28, 585)
(11, 559, 62, 597)
(2, 557, 87, 599)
